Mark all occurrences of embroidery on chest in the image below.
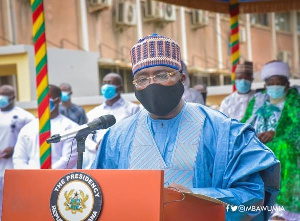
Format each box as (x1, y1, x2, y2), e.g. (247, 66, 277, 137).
(129, 105, 204, 172)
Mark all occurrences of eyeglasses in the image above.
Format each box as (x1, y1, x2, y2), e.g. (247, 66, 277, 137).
(133, 70, 179, 88)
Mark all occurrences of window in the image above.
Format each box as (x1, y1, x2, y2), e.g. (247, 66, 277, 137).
(209, 74, 220, 86)
(190, 73, 221, 86)
(0, 75, 18, 100)
(0, 76, 12, 85)
(190, 74, 208, 87)
(239, 14, 246, 23)
(220, 13, 229, 19)
(250, 14, 269, 26)
(224, 76, 232, 85)
(275, 12, 291, 32)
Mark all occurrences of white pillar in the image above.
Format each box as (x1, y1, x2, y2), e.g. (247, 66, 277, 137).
(219, 74, 224, 85)
(271, 13, 277, 59)
(216, 13, 223, 69)
(79, 0, 89, 51)
(245, 14, 252, 61)
(180, 7, 188, 64)
(136, 0, 143, 40)
(291, 11, 299, 74)
(5, 0, 13, 44)
(10, 0, 18, 44)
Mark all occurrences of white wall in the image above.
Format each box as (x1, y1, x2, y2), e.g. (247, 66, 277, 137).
(47, 48, 99, 97)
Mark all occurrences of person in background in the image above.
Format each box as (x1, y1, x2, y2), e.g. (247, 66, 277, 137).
(13, 84, 78, 169)
(59, 83, 87, 125)
(219, 61, 255, 121)
(0, 84, 34, 218)
(181, 61, 204, 104)
(194, 83, 207, 105)
(87, 72, 140, 143)
(84, 73, 140, 167)
(242, 61, 300, 220)
(92, 34, 280, 221)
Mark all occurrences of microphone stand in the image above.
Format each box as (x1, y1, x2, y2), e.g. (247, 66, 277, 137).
(74, 128, 95, 169)
(46, 115, 116, 169)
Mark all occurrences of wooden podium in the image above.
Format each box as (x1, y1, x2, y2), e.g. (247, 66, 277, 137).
(2, 170, 225, 221)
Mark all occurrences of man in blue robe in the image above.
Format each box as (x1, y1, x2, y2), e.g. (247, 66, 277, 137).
(92, 34, 280, 220)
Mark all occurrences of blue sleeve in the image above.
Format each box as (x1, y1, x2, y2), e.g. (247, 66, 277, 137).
(91, 129, 120, 169)
(193, 110, 280, 220)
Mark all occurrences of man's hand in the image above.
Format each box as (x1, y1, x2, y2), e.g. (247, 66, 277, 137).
(258, 131, 275, 144)
(168, 183, 191, 193)
(0, 147, 14, 159)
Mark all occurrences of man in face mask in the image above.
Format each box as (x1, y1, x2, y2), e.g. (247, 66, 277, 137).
(0, 85, 34, 217)
(181, 61, 204, 104)
(242, 61, 300, 220)
(92, 34, 280, 220)
(87, 73, 140, 143)
(219, 61, 255, 121)
(13, 84, 78, 169)
(59, 83, 87, 125)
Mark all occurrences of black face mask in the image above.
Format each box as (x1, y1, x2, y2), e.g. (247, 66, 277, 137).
(135, 80, 184, 116)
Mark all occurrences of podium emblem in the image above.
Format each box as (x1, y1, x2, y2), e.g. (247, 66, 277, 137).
(64, 190, 89, 214)
(50, 172, 102, 221)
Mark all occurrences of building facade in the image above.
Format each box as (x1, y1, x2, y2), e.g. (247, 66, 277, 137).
(0, 0, 299, 111)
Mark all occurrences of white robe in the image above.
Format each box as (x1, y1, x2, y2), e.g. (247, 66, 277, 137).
(87, 97, 140, 145)
(219, 90, 255, 121)
(0, 106, 34, 218)
(13, 114, 78, 169)
(0, 107, 34, 175)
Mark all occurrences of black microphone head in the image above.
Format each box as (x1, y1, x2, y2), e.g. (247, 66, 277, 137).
(46, 134, 61, 143)
(88, 114, 116, 130)
(99, 114, 116, 129)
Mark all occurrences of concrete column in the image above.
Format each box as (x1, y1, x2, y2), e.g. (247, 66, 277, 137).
(291, 11, 299, 74)
(3, 0, 13, 44)
(79, 0, 90, 51)
(180, 7, 188, 65)
(245, 14, 252, 61)
(271, 13, 277, 59)
(9, 0, 18, 44)
(216, 13, 223, 69)
(136, 0, 143, 40)
(219, 74, 224, 85)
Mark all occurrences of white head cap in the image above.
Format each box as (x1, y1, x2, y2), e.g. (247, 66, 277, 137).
(261, 61, 290, 81)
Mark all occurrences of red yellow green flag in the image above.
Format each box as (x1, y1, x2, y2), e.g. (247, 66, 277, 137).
(31, 0, 51, 169)
(229, 0, 240, 91)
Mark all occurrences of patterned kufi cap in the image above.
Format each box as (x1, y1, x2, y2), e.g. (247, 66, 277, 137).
(235, 61, 253, 75)
(261, 61, 290, 81)
(130, 33, 182, 76)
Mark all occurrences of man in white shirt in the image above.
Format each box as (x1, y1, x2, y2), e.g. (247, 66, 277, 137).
(84, 73, 140, 167)
(13, 85, 78, 169)
(219, 61, 255, 121)
(0, 85, 34, 217)
(87, 73, 140, 143)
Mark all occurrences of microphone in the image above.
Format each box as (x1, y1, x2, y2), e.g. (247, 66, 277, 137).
(46, 114, 116, 143)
